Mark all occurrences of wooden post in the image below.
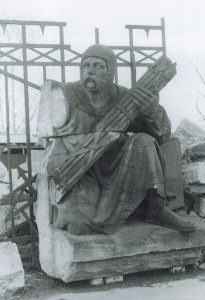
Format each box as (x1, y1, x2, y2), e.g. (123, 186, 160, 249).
(161, 18, 166, 56)
(95, 28, 99, 44)
(4, 66, 15, 240)
(21, 23, 36, 265)
(128, 28, 136, 87)
(59, 25, 66, 83)
(43, 65, 47, 82)
(114, 67, 118, 85)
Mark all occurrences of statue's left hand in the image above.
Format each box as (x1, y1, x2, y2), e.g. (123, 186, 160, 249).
(130, 87, 159, 117)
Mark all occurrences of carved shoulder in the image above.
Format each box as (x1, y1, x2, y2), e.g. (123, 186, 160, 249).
(36, 80, 69, 143)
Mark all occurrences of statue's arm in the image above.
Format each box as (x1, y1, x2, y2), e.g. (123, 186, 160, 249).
(130, 87, 171, 144)
(37, 80, 69, 145)
(143, 104, 171, 144)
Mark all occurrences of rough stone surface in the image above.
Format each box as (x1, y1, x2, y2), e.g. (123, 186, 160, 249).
(36, 168, 205, 283)
(194, 196, 205, 217)
(199, 263, 205, 270)
(182, 162, 205, 184)
(0, 242, 24, 299)
(184, 184, 205, 198)
(160, 137, 184, 210)
(0, 206, 10, 235)
(104, 275, 124, 284)
(175, 119, 205, 154)
(36, 134, 204, 283)
(170, 266, 186, 274)
(189, 211, 205, 222)
(188, 143, 205, 161)
(89, 278, 104, 286)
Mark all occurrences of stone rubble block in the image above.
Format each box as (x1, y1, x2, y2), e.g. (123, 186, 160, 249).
(182, 162, 205, 184)
(104, 275, 124, 284)
(194, 196, 205, 217)
(184, 184, 205, 198)
(89, 278, 104, 286)
(189, 211, 205, 222)
(189, 143, 205, 160)
(0, 242, 24, 299)
(175, 119, 205, 154)
(199, 263, 205, 270)
(0, 206, 10, 235)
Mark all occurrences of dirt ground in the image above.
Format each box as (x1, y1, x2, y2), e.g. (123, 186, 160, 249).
(10, 262, 205, 300)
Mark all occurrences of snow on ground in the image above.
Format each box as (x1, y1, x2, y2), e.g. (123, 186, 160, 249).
(25, 275, 205, 300)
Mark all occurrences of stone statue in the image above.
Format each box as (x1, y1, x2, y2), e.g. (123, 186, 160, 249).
(37, 44, 195, 236)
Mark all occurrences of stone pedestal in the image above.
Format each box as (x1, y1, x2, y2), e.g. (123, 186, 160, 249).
(36, 137, 205, 283)
(36, 174, 205, 282)
(37, 220, 205, 283)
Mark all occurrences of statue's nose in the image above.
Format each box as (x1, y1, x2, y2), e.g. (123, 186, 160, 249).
(87, 65, 95, 74)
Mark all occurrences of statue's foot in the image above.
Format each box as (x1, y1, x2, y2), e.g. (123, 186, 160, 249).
(146, 208, 196, 233)
(66, 222, 94, 235)
(145, 191, 196, 233)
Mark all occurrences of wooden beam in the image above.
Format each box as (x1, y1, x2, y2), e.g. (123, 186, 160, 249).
(28, 47, 60, 63)
(0, 43, 70, 48)
(0, 68, 40, 90)
(125, 24, 163, 30)
(5, 200, 34, 222)
(0, 174, 37, 205)
(0, 20, 66, 26)
(0, 221, 28, 239)
(21, 210, 38, 236)
(0, 47, 22, 63)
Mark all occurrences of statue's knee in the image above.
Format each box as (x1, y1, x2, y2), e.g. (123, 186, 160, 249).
(66, 222, 93, 235)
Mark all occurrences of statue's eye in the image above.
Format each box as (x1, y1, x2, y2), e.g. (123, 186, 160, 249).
(82, 63, 89, 69)
(95, 64, 105, 70)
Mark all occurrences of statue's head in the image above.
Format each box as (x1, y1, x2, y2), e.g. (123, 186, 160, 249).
(80, 44, 117, 94)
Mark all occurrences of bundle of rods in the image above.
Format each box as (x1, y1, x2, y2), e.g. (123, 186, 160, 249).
(52, 56, 176, 194)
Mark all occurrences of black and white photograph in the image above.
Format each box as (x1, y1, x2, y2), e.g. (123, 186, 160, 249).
(0, 0, 205, 299)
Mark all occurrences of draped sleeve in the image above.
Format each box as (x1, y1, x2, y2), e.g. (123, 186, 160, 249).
(36, 80, 69, 145)
(143, 105, 171, 144)
(127, 104, 171, 145)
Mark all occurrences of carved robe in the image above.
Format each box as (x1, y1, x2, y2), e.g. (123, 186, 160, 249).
(45, 81, 171, 233)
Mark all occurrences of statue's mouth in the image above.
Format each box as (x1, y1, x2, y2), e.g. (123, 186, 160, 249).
(84, 78, 97, 90)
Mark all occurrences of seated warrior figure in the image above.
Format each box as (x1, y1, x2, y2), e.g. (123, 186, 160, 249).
(38, 44, 195, 235)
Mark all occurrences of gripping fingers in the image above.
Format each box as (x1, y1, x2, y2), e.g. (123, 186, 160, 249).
(131, 89, 155, 105)
(138, 87, 158, 97)
(132, 88, 158, 105)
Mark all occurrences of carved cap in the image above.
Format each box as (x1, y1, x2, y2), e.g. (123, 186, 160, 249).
(81, 44, 117, 80)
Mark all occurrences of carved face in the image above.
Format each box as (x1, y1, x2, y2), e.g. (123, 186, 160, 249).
(81, 57, 112, 94)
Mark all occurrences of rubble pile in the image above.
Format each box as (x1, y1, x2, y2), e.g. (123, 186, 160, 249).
(175, 119, 205, 218)
(182, 143, 205, 218)
(175, 118, 205, 154)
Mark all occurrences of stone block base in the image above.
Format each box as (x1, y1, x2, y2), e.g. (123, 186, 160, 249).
(38, 221, 205, 283)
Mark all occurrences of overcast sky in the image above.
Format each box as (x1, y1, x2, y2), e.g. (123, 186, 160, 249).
(1, 0, 205, 131)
